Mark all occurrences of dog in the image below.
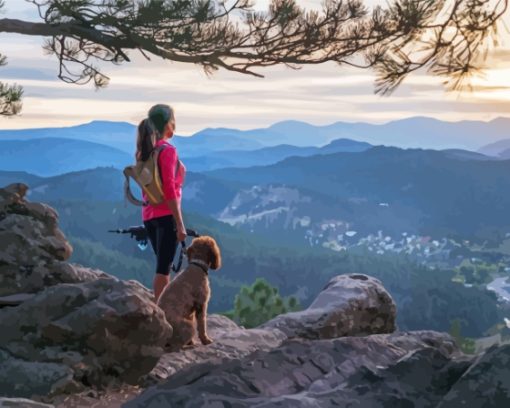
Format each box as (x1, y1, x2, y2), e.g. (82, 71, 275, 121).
(157, 235, 221, 350)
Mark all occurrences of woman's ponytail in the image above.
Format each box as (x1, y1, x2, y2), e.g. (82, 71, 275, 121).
(136, 119, 154, 161)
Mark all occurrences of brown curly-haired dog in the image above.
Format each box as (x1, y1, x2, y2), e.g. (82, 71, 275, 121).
(157, 235, 221, 350)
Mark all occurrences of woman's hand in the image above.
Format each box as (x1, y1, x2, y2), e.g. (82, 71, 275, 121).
(176, 224, 187, 242)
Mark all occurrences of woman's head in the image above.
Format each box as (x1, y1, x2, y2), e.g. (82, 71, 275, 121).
(148, 104, 176, 141)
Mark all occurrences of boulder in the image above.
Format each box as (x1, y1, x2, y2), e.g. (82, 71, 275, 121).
(0, 277, 172, 398)
(0, 184, 72, 266)
(0, 184, 173, 399)
(261, 274, 396, 339)
(0, 185, 81, 297)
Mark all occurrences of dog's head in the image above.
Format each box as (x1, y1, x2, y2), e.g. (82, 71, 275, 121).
(187, 236, 222, 270)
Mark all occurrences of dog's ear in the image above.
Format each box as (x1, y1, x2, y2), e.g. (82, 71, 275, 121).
(208, 238, 222, 270)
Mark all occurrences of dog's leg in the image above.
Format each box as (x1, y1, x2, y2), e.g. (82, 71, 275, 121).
(178, 318, 196, 348)
(185, 316, 198, 347)
(196, 302, 213, 345)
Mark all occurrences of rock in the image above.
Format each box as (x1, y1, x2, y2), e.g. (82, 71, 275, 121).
(0, 277, 172, 398)
(0, 349, 77, 398)
(437, 344, 510, 408)
(0, 293, 35, 307)
(205, 314, 242, 336)
(0, 191, 72, 264)
(146, 314, 287, 384)
(125, 331, 464, 408)
(0, 262, 103, 297)
(0, 185, 78, 297)
(0, 397, 54, 407)
(3, 183, 29, 199)
(261, 274, 396, 339)
(341, 346, 472, 407)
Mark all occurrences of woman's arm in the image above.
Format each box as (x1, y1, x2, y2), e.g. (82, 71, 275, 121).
(166, 198, 186, 241)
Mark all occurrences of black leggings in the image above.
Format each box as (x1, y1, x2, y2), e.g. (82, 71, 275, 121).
(144, 215, 178, 276)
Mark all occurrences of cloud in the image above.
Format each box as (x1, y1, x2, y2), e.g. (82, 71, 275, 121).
(0, 0, 510, 133)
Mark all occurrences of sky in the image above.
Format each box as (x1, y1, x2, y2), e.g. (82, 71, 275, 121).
(1, 0, 510, 135)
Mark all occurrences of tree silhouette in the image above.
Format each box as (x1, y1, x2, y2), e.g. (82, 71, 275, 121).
(226, 277, 300, 328)
(0, 0, 507, 115)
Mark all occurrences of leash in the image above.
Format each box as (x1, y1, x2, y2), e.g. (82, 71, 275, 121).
(172, 228, 200, 273)
(108, 225, 200, 274)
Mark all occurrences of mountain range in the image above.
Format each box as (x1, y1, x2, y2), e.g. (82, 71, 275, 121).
(2, 117, 509, 176)
(2, 144, 509, 244)
(182, 117, 510, 150)
(1, 116, 510, 158)
(0, 134, 372, 176)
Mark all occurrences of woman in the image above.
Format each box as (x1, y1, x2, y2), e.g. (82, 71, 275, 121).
(136, 104, 187, 302)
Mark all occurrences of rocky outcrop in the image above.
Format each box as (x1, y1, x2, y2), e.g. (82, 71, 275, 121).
(0, 184, 172, 399)
(126, 274, 509, 407)
(261, 273, 396, 339)
(127, 331, 466, 408)
(146, 274, 397, 385)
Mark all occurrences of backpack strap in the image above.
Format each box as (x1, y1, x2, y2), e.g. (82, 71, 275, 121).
(153, 144, 167, 197)
(123, 167, 148, 206)
(156, 143, 181, 186)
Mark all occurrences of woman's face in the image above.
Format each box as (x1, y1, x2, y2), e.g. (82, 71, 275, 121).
(164, 120, 175, 139)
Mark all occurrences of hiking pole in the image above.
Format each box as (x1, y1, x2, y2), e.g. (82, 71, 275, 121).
(108, 226, 148, 250)
(108, 227, 201, 271)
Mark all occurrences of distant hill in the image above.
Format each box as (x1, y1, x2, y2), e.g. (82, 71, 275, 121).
(441, 149, 497, 161)
(183, 139, 372, 171)
(0, 138, 132, 176)
(172, 131, 264, 156)
(497, 148, 510, 159)
(191, 117, 510, 150)
(0, 171, 43, 187)
(0, 121, 264, 157)
(478, 139, 510, 159)
(0, 121, 137, 155)
(0, 167, 240, 214)
(206, 146, 510, 240)
(25, 167, 126, 202)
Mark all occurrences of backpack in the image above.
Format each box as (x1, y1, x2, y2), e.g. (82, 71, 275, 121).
(123, 144, 180, 207)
